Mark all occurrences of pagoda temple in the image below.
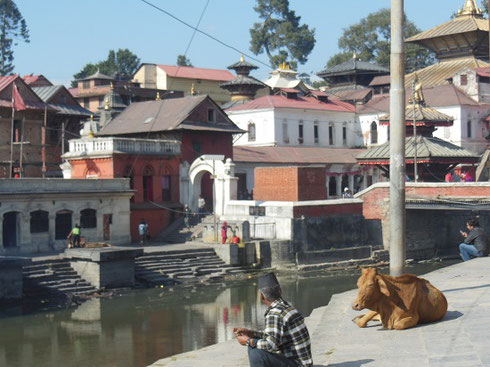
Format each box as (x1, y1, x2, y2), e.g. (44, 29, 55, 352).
(405, 0, 490, 87)
(220, 56, 266, 109)
(356, 78, 480, 181)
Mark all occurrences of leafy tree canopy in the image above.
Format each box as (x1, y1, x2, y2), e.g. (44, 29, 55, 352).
(176, 54, 193, 67)
(0, 0, 29, 76)
(249, 0, 315, 70)
(326, 8, 435, 73)
(72, 49, 140, 87)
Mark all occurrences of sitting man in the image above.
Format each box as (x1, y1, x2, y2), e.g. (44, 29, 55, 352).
(459, 218, 488, 261)
(233, 273, 313, 367)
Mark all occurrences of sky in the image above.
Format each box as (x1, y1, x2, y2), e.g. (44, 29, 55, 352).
(12, 0, 477, 86)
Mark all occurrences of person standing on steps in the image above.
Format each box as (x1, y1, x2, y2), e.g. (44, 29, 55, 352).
(183, 204, 191, 228)
(138, 219, 148, 245)
(221, 221, 231, 244)
(198, 195, 206, 220)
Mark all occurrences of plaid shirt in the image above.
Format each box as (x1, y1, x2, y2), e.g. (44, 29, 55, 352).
(252, 298, 313, 366)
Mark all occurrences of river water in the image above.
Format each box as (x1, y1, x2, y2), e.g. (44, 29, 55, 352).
(0, 261, 457, 367)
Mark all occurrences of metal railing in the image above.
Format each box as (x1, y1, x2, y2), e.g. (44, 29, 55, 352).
(250, 222, 276, 239)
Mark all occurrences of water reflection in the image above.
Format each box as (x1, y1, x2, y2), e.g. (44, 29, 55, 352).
(0, 262, 456, 367)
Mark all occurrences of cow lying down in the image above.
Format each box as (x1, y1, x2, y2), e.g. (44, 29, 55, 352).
(352, 267, 447, 330)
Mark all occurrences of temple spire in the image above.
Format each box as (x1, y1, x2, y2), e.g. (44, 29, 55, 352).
(457, 0, 483, 17)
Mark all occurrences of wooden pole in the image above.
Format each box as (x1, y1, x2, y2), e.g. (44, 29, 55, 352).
(19, 116, 24, 178)
(42, 106, 47, 178)
(9, 105, 14, 178)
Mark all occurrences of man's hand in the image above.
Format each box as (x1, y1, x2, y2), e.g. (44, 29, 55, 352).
(236, 334, 249, 346)
(460, 230, 468, 238)
(233, 328, 253, 338)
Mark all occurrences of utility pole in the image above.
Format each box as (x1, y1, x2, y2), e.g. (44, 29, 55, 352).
(19, 117, 24, 178)
(412, 79, 418, 182)
(389, 0, 406, 276)
(42, 106, 47, 178)
(61, 121, 65, 156)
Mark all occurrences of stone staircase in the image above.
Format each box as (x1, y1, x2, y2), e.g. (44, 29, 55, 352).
(155, 216, 209, 244)
(23, 258, 97, 299)
(135, 248, 249, 286)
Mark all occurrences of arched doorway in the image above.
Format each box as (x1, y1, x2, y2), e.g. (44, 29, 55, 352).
(55, 210, 72, 240)
(3, 212, 20, 247)
(370, 121, 378, 144)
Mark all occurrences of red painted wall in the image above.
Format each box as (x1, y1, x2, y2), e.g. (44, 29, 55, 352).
(181, 131, 233, 163)
(293, 202, 362, 218)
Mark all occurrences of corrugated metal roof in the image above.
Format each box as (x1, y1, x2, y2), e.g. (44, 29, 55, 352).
(220, 75, 265, 88)
(0, 75, 18, 93)
(317, 59, 389, 78)
(405, 57, 490, 87)
(406, 16, 488, 43)
(158, 65, 235, 82)
(369, 75, 391, 86)
(233, 146, 366, 165)
(32, 85, 63, 102)
(98, 95, 242, 136)
(379, 103, 454, 125)
(356, 136, 480, 163)
(48, 103, 91, 116)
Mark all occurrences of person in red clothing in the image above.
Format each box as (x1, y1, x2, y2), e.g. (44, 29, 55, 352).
(221, 221, 230, 244)
(445, 171, 453, 182)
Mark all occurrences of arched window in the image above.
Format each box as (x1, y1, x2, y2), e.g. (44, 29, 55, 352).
(467, 120, 472, 138)
(143, 165, 154, 201)
(30, 210, 49, 233)
(328, 124, 334, 145)
(80, 209, 97, 228)
(161, 168, 172, 202)
(370, 121, 378, 144)
(248, 122, 256, 142)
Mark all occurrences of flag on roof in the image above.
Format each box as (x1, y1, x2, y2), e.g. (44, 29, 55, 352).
(12, 82, 26, 111)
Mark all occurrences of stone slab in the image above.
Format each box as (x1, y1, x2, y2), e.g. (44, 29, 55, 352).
(64, 247, 143, 262)
(0, 257, 32, 300)
(148, 258, 490, 367)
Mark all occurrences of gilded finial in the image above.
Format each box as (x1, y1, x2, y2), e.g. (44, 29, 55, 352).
(240, 54, 245, 63)
(413, 73, 424, 105)
(458, 0, 483, 17)
(279, 62, 290, 70)
(110, 81, 114, 90)
(353, 51, 357, 60)
(88, 125, 94, 138)
(104, 98, 110, 111)
(156, 92, 161, 101)
(90, 114, 94, 121)
(190, 83, 196, 95)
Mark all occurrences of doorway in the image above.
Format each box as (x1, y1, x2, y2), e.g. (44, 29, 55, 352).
(55, 211, 72, 240)
(3, 212, 19, 248)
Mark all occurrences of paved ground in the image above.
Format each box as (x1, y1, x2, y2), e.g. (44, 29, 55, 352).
(149, 257, 490, 367)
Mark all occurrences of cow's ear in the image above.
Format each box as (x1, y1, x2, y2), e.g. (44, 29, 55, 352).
(377, 275, 390, 297)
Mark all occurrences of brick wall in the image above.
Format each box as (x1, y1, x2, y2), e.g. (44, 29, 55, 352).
(254, 166, 327, 201)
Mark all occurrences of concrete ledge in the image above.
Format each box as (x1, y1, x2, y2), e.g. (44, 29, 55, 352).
(0, 257, 32, 300)
(296, 246, 372, 265)
(64, 247, 143, 289)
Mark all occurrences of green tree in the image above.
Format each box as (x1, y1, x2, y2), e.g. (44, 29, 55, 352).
(249, 0, 315, 69)
(72, 48, 140, 86)
(0, 0, 29, 76)
(481, 0, 488, 14)
(327, 9, 435, 73)
(176, 54, 193, 67)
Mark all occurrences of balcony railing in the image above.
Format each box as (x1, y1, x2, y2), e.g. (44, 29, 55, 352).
(67, 137, 181, 157)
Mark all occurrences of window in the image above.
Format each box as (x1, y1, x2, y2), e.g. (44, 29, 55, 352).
(460, 74, 468, 86)
(329, 125, 334, 145)
(162, 175, 171, 202)
(30, 210, 49, 233)
(82, 81, 90, 89)
(282, 122, 289, 143)
(248, 122, 256, 142)
(342, 125, 347, 145)
(480, 76, 490, 84)
(192, 141, 202, 159)
(80, 209, 97, 228)
(298, 121, 304, 144)
(314, 122, 319, 144)
(328, 177, 337, 197)
(13, 120, 21, 143)
(208, 109, 216, 122)
(467, 120, 472, 138)
(370, 122, 378, 144)
(83, 98, 90, 108)
(49, 125, 59, 145)
(143, 166, 154, 201)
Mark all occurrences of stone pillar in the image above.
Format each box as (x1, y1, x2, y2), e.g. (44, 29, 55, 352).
(19, 213, 31, 252)
(73, 212, 81, 227)
(179, 162, 190, 208)
(0, 216, 4, 253)
(96, 211, 104, 241)
(348, 174, 355, 193)
(48, 213, 56, 247)
(335, 176, 342, 198)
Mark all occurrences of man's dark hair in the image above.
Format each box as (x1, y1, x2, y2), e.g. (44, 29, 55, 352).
(467, 218, 480, 227)
(260, 285, 282, 301)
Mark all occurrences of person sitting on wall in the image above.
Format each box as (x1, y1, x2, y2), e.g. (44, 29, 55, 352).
(342, 187, 353, 198)
(233, 273, 313, 367)
(459, 218, 488, 261)
(67, 224, 81, 248)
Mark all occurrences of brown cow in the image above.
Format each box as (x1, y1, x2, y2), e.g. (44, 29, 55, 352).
(352, 267, 447, 330)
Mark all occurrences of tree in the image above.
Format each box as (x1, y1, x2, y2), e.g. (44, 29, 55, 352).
(327, 9, 435, 73)
(249, 0, 315, 69)
(176, 54, 193, 67)
(481, 0, 488, 14)
(72, 48, 140, 87)
(0, 0, 29, 76)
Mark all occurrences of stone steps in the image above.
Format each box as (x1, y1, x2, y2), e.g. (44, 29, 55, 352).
(135, 249, 249, 285)
(23, 258, 97, 298)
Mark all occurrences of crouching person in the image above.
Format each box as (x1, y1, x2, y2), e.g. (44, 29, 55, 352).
(233, 273, 313, 367)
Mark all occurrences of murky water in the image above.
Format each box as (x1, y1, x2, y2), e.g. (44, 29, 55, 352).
(0, 261, 457, 367)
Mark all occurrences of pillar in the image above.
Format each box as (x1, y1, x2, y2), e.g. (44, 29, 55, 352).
(335, 176, 342, 198)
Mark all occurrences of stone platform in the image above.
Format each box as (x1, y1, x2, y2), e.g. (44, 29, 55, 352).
(0, 257, 32, 299)
(149, 257, 490, 367)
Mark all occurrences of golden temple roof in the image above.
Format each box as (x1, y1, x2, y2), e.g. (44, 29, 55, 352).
(405, 57, 490, 88)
